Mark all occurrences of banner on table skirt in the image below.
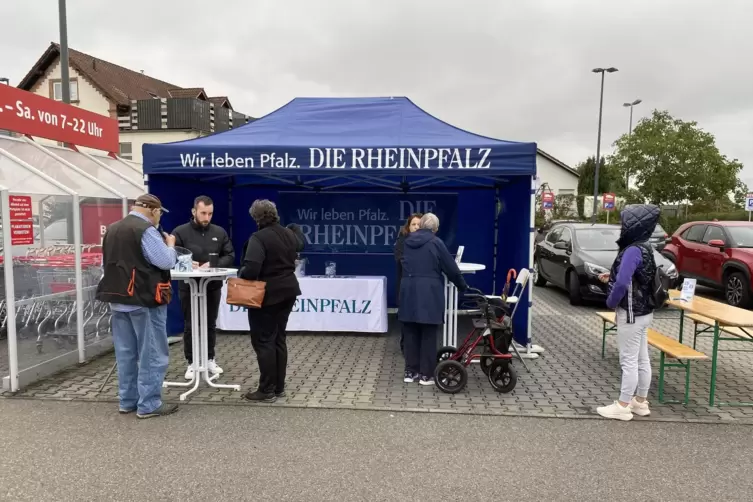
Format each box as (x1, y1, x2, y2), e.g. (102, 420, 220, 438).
(217, 276, 388, 333)
(278, 191, 457, 253)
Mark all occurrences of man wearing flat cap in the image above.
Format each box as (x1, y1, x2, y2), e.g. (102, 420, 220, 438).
(96, 194, 179, 419)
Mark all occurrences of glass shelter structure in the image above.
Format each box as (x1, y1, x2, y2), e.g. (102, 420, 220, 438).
(0, 136, 143, 391)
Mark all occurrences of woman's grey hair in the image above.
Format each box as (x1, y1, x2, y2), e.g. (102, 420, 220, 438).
(249, 199, 279, 227)
(419, 213, 440, 232)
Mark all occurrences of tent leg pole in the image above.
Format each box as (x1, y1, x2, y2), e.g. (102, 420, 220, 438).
(525, 176, 544, 356)
(492, 188, 499, 295)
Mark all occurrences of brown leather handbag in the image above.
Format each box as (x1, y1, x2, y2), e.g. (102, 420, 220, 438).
(226, 278, 266, 308)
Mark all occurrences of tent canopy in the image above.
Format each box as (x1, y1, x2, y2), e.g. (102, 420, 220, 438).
(143, 97, 536, 188)
(144, 97, 536, 344)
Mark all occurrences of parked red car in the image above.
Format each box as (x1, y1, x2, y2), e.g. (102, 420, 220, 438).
(662, 221, 753, 308)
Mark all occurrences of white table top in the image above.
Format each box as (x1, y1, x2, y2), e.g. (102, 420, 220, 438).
(171, 268, 238, 279)
(459, 262, 485, 273)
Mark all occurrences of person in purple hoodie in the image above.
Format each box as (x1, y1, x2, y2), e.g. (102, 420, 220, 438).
(597, 204, 660, 421)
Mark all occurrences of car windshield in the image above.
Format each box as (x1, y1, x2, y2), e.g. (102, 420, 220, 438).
(575, 228, 620, 251)
(726, 226, 753, 248)
(653, 224, 665, 235)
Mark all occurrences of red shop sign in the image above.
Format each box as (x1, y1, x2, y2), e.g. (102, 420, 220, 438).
(9, 195, 32, 220)
(0, 85, 119, 153)
(81, 202, 125, 244)
(10, 221, 34, 245)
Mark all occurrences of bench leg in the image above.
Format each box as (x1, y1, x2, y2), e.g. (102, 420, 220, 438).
(684, 360, 691, 405)
(601, 321, 607, 359)
(658, 351, 666, 403)
(693, 322, 698, 350)
(678, 310, 685, 344)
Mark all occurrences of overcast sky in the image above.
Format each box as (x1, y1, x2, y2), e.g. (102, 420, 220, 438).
(2, 0, 752, 183)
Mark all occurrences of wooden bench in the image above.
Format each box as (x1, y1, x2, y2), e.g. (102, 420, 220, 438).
(596, 312, 708, 404)
(647, 328, 708, 404)
(686, 313, 753, 349)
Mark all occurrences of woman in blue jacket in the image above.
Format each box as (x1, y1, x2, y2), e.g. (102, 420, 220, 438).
(399, 213, 467, 385)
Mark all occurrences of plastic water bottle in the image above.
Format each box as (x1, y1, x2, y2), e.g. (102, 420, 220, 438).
(325, 261, 336, 278)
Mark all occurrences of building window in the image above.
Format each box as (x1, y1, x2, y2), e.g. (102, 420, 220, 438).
(119, 142, 133, 160)
(558, 189, 575, 195)
(51, 79, 79, 102)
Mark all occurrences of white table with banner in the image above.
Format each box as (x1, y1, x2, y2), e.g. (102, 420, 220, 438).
(218, 275, 388, 333)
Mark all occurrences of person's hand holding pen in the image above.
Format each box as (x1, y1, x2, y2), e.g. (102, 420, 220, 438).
(162, 233, 175, 247)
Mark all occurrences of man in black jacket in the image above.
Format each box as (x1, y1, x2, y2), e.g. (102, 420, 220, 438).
(173, 196, 235, 379)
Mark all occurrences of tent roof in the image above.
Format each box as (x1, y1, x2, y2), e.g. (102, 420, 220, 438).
(143, 97, 537, 180)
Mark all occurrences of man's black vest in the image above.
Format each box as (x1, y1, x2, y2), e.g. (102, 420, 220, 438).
(608, 242, 656, 322)
(96, 215, 172, 308)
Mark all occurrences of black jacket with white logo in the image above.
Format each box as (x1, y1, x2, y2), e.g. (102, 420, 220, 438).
(173, 219, 235, 290)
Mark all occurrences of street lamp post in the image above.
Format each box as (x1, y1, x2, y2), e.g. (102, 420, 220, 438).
(623, 98, 642, 188)
(591, 67, 619, 223)
(58, 0, 71, 104)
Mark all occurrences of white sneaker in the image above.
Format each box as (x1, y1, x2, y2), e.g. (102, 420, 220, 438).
(629, 397, 650, 417)
(184, 365, 195, 380)
(596, 401, 633, 421)
(207, 359, 224, 375)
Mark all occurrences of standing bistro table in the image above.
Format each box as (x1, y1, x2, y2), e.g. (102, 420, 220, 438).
(164, 268, 241, 400)
(666, 293, 753, 407)
(443, 262, 485, 347)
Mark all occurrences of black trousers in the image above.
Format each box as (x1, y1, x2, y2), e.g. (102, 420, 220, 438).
(180, 286, 221, 364)
(402, 322, 439, 378)
(247, 298, 296, 394)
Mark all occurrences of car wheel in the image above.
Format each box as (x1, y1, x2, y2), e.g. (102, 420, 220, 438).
(533, 259, 547, 287)
(725, 271, 752, 309)
(567, 270, 582, 306)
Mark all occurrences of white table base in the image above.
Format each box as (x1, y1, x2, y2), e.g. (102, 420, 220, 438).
(163, 273, 241, 400)
(442, 263, 485, 348)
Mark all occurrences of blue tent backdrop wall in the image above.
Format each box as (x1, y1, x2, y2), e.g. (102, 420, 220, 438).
(143, 97, 537, 346)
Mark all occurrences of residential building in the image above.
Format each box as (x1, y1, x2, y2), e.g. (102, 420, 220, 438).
(16, 42, 254, 162)
(536, 149, 579, 195)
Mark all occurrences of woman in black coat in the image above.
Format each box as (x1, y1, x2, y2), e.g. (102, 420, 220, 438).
(238, 200, 305, 403)
(399, 213, 467, 385)
(394, 213, 422, 354)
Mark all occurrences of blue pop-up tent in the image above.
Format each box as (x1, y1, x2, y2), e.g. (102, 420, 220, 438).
(143, 97, 537, 348)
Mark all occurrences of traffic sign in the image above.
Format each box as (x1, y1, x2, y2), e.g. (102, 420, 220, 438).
(541, 192, 554, 210)
(746, 193, 753, 211)
(603, 193, 616, 211)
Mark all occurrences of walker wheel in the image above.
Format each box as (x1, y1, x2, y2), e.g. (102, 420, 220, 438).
(488, 359, 517, 393)
(437, 346, 457, 362)
(434, 360, 467, 394)
(479, 356, 494, 375)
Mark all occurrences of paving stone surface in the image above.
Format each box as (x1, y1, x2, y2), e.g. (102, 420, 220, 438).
(4, 286, 753, 424)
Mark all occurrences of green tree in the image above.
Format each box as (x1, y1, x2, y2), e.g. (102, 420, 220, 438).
(609, 110, 743, 206)
(734, 179, 749, 209)
(575, 156, 622, 217)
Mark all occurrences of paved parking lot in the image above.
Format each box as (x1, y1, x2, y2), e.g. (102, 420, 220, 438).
(4, 285, 753, 424)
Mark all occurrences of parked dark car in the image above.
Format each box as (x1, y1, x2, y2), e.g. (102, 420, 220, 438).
(533, 223, 679, 305)
(534, 220, 580, 244)
(662, 221, 753, 308)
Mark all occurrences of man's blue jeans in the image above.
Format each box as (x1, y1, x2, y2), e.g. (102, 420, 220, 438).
(111, 306, 169, 414)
